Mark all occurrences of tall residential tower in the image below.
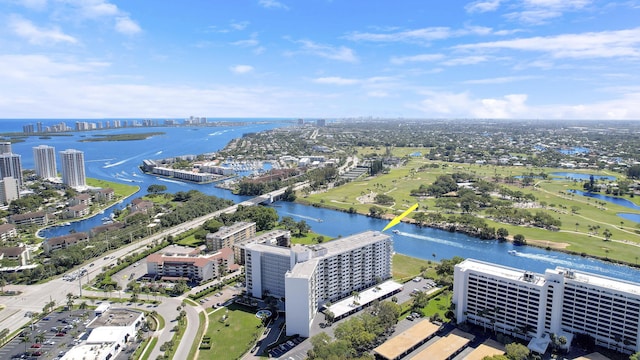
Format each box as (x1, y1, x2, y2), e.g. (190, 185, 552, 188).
(0, 153, 23, 187)
(60, 149, 86, 188)
(33, 145, 57, 179)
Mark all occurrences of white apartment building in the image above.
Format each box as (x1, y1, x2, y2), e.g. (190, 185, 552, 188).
(60, 149, 86, 188)
(453, 259, 640, 355)
(33, 145, 57, 179)
(0, 153, 23, 187)
(245, 230, 393, 338)
(206, 221, 256, 253)
(0, 177, 19, 204)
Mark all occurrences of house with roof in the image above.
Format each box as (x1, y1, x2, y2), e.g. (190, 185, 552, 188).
(0, 246, 30, 266)
(146, 247, 236, 283)
(44, 232, 89, 253)
(65, 204, 90, 218)
(9, 211, 49, 226)
(0, 223, 17, 241)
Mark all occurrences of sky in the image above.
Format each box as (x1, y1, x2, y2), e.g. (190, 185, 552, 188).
(1, 0, 640, 120)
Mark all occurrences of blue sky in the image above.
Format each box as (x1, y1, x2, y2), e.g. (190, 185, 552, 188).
(1, 0, 639, 119)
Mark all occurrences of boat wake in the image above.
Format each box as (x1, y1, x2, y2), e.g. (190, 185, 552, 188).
(508, 251, 630, 277)
(284, 212, 323, 223)
(394, 231, 466, 249)
(156, 177, 187, 185)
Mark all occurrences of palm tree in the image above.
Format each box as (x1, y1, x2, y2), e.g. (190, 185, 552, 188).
(20, 332, 31, 353)
(34, 332, 45, 345)
(66, 292, 74, 310)
(79, 301, 88, 310)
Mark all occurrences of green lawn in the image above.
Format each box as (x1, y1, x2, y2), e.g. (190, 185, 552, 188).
(298, 155, 640, 265)
(421, 291, 452, 319)
(177, 235, 204, 247)
(86, 178, 139, 198)
(392, 253, 436, 282)
(289, 231, 329, 245)
(197, 304, 263, 360)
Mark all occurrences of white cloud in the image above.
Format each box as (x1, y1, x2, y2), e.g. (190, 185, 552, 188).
(463, 75, 537, 84)
(75, 0, 119, 18)
(455, 28, 640, 59)
(230, 65, 254, 74)
(411, 89, 640, 119)
(390, 53, 444, 65)
(8, 15, 77, 45)
(293, 40, 358, 63)
(115, 16, 141, 35)
(465, 0, 502, 13)
(506, 0, 592, 24)
(313, 77, 360, 85)
(230, 21, 249, 31)
(0, 54, 108, 79)
(18, 0, 48, 10)
(346, 25, 515, 44)
(442, 55, 490, 66)
(258, 0, 289, 10)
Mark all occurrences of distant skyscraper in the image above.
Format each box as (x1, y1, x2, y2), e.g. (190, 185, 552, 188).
(23, 124, 35, 133)
(0, 142, 11, 154)
(0, 177, 20, 204)
(37, 122, 43, 133)
(316, 119, 326, 127)
(0, 153, 23, 187)
(33, 145, 57, 179)
(60, 149, 86, 188)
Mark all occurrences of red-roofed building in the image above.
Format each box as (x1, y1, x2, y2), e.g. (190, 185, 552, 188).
(146, 247, 235, 283)
(66, 204, 90, 218)
(70, 193, 92, 207)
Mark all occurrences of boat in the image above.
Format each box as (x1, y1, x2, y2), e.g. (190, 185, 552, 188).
(392, 229, 400, 234)
(508, 250, 517, 255)
(63, 222, 71, 226)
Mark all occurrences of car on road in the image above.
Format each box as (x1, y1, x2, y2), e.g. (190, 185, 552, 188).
(30, 344, 42, 348)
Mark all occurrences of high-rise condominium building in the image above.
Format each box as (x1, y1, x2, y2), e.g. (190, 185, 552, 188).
(0, 142, 11, 154)
(60, 149, 86, 188)
(0, 153, 23, 187)
(0, 177, 20, 204)
(33, 145, 57, 179)
(453, 259, 640, 355)
(244, 230, 393, 337)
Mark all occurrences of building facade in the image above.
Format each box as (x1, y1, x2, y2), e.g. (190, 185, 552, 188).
(60, 149, 86, 188)
(146, 247, 235, 282)
(205, 221, 256, 253)
(0, 153, 23, 187)
(0, 177, 19, 204)
(33, 145, 57, 179)
(453, 259, 640, 355)
(244, 230, 393, 338)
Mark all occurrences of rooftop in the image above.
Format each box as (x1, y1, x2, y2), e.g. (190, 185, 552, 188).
(458, 259, 546, 286)
(61, 343, 115, 360)
(373, 319, 440, 360)
(244, 242, 292, 257)
(549, 267, 640, 296)
(326, 280, 403, 319)
(210, 221, 255, 238)
(88, 308, 142, 328)
(311, 230, 390, 257)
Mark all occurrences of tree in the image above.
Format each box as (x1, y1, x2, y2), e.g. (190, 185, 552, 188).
(603, 228, 612, 241)
(513, 234, 526, 245)
(147, 184, 168, 195)
(496, 228, 509, 240)
(296, 220, 310, 236)
(66, 292, 74, 310)
(20, 332, 31, 353)
(324, 310, 335, 324)
(505, 342, 530, 360)
(629, 352, 640, 360)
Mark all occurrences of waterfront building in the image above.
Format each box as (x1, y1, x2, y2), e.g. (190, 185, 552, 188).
(33, 145, 58, 179)
(146, 247, 235, 282)
(205, 221, 256, 253)
(235, 229, 290, 265)
(0, 177, 19, 204)
(244, 230, 393, 337)
(8, 211, 48, 226)
(453, 259, 640, 355)
(43, 233, 89, 253)
(0, 142, 11, 154)
(0, 153, 23, 186)
(60, 149, 86, 188)
(0, 223, 17, 241)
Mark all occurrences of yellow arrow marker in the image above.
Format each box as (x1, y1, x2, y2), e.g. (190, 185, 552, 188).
(382, 203, 419, 232)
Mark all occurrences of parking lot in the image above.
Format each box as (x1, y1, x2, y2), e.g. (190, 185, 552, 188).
(267, 336, 305, 359)
(0, 310, 92, 360)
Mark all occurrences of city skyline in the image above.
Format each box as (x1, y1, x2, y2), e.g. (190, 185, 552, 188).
(0, 1, 639, 120)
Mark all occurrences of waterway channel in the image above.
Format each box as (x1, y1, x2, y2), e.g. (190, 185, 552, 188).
(7, 119, 640, 283)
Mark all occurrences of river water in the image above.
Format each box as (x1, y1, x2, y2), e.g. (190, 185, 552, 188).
(6, 119, 640, 282)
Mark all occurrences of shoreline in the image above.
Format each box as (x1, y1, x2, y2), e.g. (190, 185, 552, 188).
(35, 185, 140, 239)
(296, 197, 640, 270)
